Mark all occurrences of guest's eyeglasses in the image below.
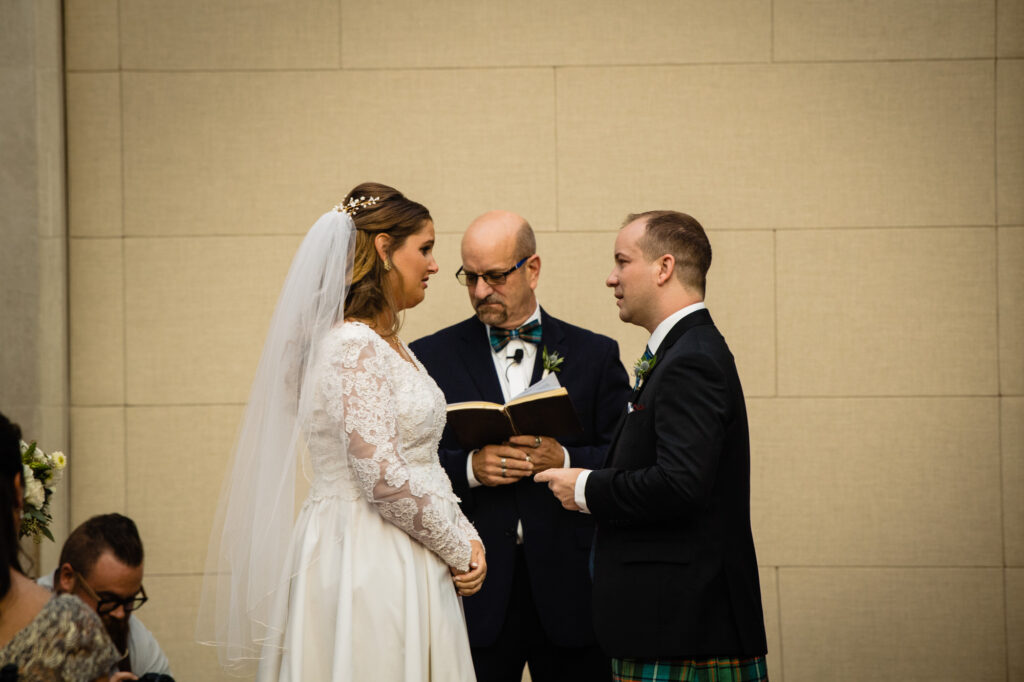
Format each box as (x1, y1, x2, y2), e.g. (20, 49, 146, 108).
(73, 568, 148, 615)
(455, 255, 532, 287)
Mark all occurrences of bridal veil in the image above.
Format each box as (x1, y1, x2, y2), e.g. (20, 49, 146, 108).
(196, 206, 356, 673)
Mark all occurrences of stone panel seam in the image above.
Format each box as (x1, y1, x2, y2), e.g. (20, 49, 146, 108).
(553, 66, 559, 230)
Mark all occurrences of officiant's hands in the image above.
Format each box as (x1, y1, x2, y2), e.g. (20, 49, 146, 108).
(507, 434, 564, 475)
(452, 539, 487, 596)
(472, 444, 534, 486)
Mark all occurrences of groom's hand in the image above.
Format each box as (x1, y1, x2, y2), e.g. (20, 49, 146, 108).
(534, 467, 583, 511)
(473, 444, 534, 486)
(507, 434, 564, 474)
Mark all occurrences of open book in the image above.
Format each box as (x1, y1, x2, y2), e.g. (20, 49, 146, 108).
(445, 376, 583, 451)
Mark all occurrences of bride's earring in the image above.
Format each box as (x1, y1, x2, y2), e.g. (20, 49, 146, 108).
(383, 259, 392, 272)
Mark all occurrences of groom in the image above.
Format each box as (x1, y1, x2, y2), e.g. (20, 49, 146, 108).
(536, 211, 768, 681)
(411, 210, 629, 681)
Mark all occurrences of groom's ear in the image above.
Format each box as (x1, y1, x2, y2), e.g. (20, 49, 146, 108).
(655, 254, 676, 285)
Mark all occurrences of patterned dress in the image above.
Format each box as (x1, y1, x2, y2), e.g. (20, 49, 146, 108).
(257, 321, 480, 681)
(0, 594, 120, 682)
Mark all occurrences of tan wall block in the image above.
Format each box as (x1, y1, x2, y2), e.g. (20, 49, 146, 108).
(66, 73, 121, 237)
(1009, 569, 1024, 680)
(70, 238, 124, 405)
(1005, 398, 1024, 566)
(774, 0, 994, 61)
(778, 568, 1005, 680)
(37, 237, 68, 404)
(63, 0, 118, 71)
(140, 575, 239, 682)
(749, 398, 1002, 566)
(759, 567, 782, 681)
(69, 407, 124, 523)
(1000, 0, 1024, 56)
(999, 60, 1024, 224)
(120, 0, 338, 70)
(557, 62, 995, 231)
(777, 228, 998, 396)
(125, 405, 242, 574)
(124, 236, 299, 405)
(122, 70, 555, 237)
(1002, 227, 1024, 394)
(342, 0, 770, 68)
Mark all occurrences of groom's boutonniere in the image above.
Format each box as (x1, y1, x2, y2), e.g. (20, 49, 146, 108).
(632, 354, 657, 387)
(541, 346, 565, 378)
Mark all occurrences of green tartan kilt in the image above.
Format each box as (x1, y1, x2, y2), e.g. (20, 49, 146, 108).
(611, 656, 768, 682)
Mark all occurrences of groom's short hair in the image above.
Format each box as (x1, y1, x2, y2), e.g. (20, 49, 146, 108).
(626, 210, 711, 296)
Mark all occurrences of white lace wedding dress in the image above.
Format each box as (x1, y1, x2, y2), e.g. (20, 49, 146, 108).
(256, 321, 479, 681)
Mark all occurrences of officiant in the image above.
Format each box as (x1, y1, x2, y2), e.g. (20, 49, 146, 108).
(411, 210, 629, 682)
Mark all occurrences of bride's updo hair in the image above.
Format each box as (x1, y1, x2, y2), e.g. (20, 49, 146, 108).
(344, 182, 432, 336)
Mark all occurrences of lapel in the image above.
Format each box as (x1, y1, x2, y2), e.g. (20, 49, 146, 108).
(458, 317, 505, 402)
(606, 308, 715, 466)
(532, 307, 568, 385)
(630, 308, 714, 404)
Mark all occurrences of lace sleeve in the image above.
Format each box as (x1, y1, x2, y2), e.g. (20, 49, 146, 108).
(329, 334, 477, 571)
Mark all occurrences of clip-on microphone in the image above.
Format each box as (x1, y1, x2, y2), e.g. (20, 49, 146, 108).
(508, 348, 524, 364)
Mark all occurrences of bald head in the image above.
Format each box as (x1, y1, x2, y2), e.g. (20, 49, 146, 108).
(460, 210, 540, 328)
(462, 210, 535, 261)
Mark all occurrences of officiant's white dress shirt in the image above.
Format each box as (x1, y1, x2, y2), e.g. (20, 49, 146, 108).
(463, 304, 570, 543)
(573, 302, 707, 513)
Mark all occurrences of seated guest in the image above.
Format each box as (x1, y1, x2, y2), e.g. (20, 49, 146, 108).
(0, 412, 119, 680)
(40, 514, 171, 679)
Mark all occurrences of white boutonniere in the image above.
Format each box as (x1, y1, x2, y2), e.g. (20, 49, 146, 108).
(18, 440, 67, 543)
(632, 354, 657, 386)
(541, 346, 565, 378)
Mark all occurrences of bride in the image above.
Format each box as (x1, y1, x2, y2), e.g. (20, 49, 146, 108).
(198, 183, 485, 681)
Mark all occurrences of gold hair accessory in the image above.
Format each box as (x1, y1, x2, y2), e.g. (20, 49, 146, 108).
(335, 195, 381, 216)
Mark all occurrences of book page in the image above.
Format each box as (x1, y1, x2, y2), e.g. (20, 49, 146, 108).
(509, 372, 561, 401)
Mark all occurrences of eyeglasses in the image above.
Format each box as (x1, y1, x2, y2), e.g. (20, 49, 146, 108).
(455, 255, 532, 287)
(73, 568, 148, 616)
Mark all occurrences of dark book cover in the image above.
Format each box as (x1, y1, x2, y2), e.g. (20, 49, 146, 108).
(446, 388, 583, 451)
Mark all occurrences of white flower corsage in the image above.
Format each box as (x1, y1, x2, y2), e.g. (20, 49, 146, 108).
(19, 440, 66, 542)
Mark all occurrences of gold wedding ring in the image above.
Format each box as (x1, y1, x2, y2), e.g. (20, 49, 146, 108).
(533, 435, 542, 448)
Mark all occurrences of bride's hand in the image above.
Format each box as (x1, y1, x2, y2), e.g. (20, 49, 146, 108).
(452, 540, 486, 596)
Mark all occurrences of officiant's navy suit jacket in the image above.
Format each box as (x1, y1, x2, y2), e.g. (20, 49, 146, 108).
(585, 308, 767, 659)
(410, 309, 629, 648)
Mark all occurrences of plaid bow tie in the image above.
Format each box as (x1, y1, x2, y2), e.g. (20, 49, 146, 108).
(489, 320, 542, 351)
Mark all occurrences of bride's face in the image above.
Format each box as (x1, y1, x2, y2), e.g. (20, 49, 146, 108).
(388, 220, 439, 310)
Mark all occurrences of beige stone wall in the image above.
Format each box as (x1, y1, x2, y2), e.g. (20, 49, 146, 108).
(1, 0, 70, 574)
(63, 1, 1022, 680)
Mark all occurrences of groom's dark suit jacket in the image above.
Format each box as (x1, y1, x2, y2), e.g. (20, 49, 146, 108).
(411, 310, 629, 648)
(585, 308, 767, 659)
